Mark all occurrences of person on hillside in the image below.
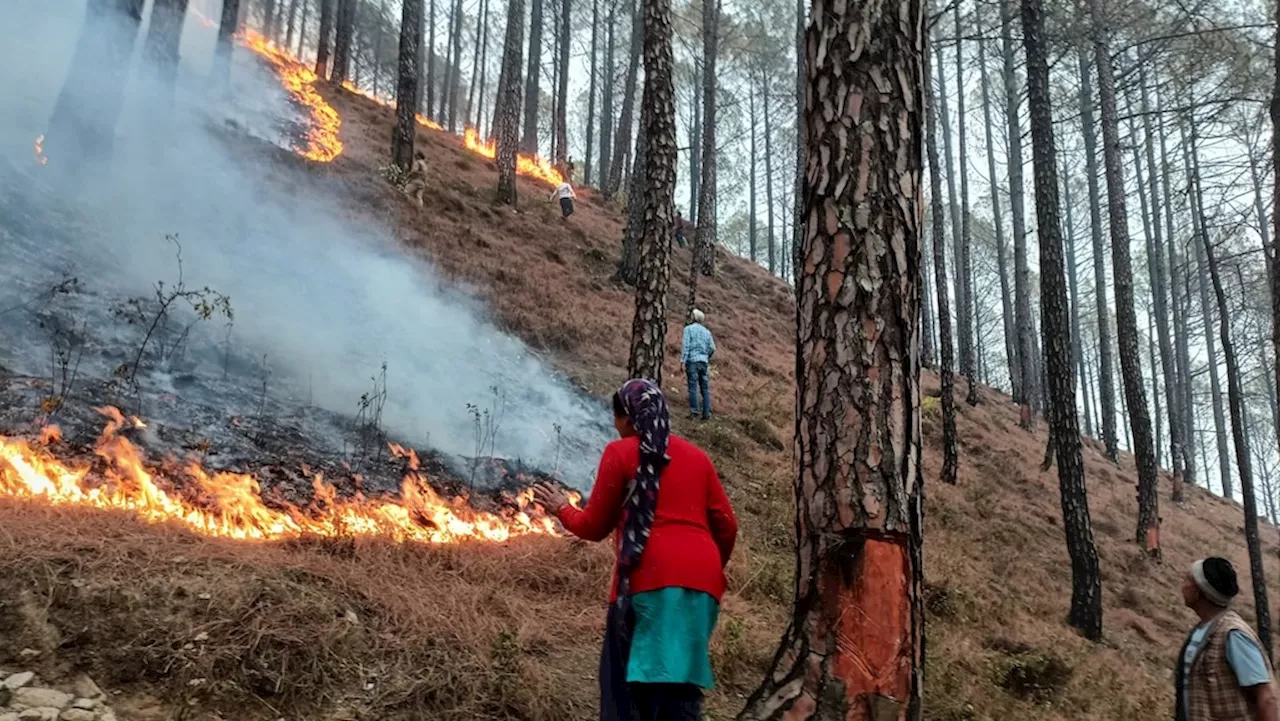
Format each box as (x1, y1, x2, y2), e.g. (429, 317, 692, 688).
(403, 151, 428, 207)
(532, 379, 737, 721)
(551, 180, 577, 220)
(674, 210, 688, 248)
(681, 309, 716, 420)
(1176, 557, 1278, 721)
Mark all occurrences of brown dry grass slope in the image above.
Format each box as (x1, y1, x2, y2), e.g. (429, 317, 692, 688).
(2, 84, 1278, 721)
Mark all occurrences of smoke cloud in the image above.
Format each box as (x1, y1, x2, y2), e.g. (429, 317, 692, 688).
(0, 0, 611, 488)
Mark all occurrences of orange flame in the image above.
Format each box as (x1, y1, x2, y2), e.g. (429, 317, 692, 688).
(33, 135, 47, 166)
(238, 30, 343, 162)
(0, 407, 575, 544)
(338, 81, 445, 131)
(463, 127, 565, 187)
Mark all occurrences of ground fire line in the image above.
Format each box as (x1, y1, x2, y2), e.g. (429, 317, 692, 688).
(0, 406, 576, 544)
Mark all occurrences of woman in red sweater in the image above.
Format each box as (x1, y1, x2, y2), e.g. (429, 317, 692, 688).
(533, 379, 737, 721)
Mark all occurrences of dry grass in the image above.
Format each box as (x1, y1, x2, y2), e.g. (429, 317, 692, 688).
(3, 82, 1279, 721)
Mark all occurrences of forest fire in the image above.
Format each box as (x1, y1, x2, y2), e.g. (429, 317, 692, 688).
(463, 127, 565, 187)
(338, 81, 444, 131)
(33, 134, 47, 166)
(239, 30, 343, 162)
(0, 407, 573, 544)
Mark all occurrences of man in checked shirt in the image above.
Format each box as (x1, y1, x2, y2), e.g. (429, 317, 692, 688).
(681, 309, 717, 420)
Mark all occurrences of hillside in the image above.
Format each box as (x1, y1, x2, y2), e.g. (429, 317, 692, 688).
(2, 79, 1278, 721)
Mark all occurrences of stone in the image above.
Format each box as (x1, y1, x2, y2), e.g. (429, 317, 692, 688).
(0, 712, 18, 721)
(67, 701, 96, 712)
(2, 674, 34, 692)
(16, 709, 58, 721)
(68, 678, 99, 702)
(13, 690, 72, 711)
(97, 711, 116, 721)
(58, 710, 94, 721)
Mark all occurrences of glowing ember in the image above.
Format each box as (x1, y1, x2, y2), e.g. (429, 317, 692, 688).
(0, 407, 577, 544)
(33, 135, 47, 166)
(463, 128, 565, 187)
(238, 30, 343, 162)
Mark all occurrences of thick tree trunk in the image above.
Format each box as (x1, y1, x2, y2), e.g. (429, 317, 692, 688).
(493, 0, 526, 205)
(1203, 225, 1274, 659)
(584, 0, 599, 185)
(521, 0, 544, 153)
(1076, 49, 1118, 462)
(605, 0, 642, 199)
(392, 0, 423, 172)
(617, 122, 648, 285)
(762, 68, 778, 278)
(143, 0, 190, 107)
(927, 54, 959, 487)
(1000, 0, 1034, 429)
(45, 0, 145, 175)
(1091, 6, 1158, 556)
(626, 0, 677, 386)
(216, 0, 243, 82)
(1024, 0, 1102, 634)
(739, 0, 926, 716)
(693, 0, 719, 278)
(978, 35, 1017, 395)
(331, 0, 355, 83)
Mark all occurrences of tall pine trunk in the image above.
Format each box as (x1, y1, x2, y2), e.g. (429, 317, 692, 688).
(689, 60, 701, 219)
(955, 2, 977, 405)
(1090, 0, 1159, 557)
(1271, 0, 1280, 529)
(693, 0, 719, 278)
(392, 0, 424, 172)
(1023, 0, 1102, 640)
(1063, 176, 1094, 437)
(927, 49, 959, 487)
(521, 0, 544, 153)
(446, 0, 464, 131)
(1000, 0, 1034, 429)
(748, 83, 758, 263)
(331, 0, 355, 83)
(493, 0, 526, 205)
(216, 0, 243, 83)
(554, 0, 570, 167)
(599, 0, 615, 189)
(935, 18, 971, 402)
(978, 34, 1017, 394)
(789, 0, 804, 288)
(617, 122, 648, 285)
(583, 0, 598, 185)
(626, 0, 677, 385)
(605, 0, 642, 199)
(762, 67, 777, 278)
(426, 0, 438, 118)
(143, 0, 191, 107)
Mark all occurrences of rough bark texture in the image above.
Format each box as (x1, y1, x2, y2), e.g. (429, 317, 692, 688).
(626, 0, 677, 386)
(693, 0, 719, 278)
(216, 0, 243, 82)
(331, 0, 355, 83)
(45, 0, 145, 176)
(927, 54, 959, 487)
(552, 0, 568, 167)
(606, 0, 643, 199)
(143, 0, 190, 105)
(1090, 3, 1159, 558)
(1076, 49, 1118, 462)
(1022, 0, 1102, 640)
(978, 36, 1016, 394)
(392, 0, 424, 172)
(617, 122, 648, 286)
(1203, 226, 1274, 659)
(736, 0, 925, 716)
(1000, 0, 1034, 428)
(522, 0, 545, 153)
(493, 0, 526, 205)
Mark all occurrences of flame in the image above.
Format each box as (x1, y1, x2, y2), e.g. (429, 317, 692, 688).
(0, 407, 574, 544)
(33, 135, 47, 166)
(238, 30, 343, 162)
(338, 81, 445, 131)
(463, 127, 565, 187)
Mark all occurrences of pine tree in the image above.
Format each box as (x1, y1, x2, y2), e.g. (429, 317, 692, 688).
(738, 0, 925, 714)
(927, 49, 958, 487)
(143, 0, 190, 105)
(216, 0, 243, 82)
(494, 0, 526, 205)
(522, 0, 545, 153)
(314, 0, 334, 76)
(693, 0, 720, 278)
(392, 0, 424, 172)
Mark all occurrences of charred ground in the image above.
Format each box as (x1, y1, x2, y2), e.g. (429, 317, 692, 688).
(2, 77, 1279, 721)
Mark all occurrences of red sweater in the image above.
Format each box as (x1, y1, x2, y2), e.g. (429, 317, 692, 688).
(558, 435, 738, 602)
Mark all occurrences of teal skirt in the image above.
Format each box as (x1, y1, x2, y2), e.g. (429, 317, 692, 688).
(625, 587, 720, 688)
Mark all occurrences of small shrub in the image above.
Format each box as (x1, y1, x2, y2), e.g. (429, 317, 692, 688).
(993, 644, 1073, 704)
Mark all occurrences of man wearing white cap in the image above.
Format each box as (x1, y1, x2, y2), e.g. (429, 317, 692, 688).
(680, 308, 716, 420)
(1176, 556, 1277, 721)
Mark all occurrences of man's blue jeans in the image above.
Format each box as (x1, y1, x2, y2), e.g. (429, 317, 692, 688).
(686, 361, 710, 419)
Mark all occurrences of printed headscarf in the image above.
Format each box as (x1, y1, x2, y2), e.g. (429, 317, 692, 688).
(614, 378, 671, 600)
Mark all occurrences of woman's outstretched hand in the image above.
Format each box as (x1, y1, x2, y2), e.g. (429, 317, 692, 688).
(532, 482, 570, 515)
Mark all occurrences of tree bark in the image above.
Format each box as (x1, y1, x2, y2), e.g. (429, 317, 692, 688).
(494, 0, 526, 205)
(1023, 0, 1104, 626)
(45, 0, 145, 175)
(605, 0, 643, 199)
(216, 0, 243, 83)
(445, 0, 464, 131)
(143, 0, 190, 107)
(762, 68, 778, 279)
(692, 0, 719, 278)
(1203, 222, 1274, 660)
(552, 0, 570, 167)
(978, 34, 1017, 395)
(1076, 49, 1118, 462)
(522, 0, 545, 153)
(1000, 0, 1034, 429)
(626, 0, 677, 386)
(331, 0, 355, 83)
(392, 0, 424, 172)
(1091, 0, 1158, 556)
(737, 0, 925, 715)
(618, 121, 648, 286)
(599, 0, 616, 189)
(927, 53, 959, 487)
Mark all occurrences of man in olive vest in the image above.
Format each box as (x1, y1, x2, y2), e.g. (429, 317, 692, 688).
(1176, 557, 1278, 721)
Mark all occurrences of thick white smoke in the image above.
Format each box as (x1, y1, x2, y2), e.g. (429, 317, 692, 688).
(0, 0, 611, 488)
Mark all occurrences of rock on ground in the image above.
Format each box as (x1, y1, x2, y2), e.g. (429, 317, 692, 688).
(0, 672, 115, 721)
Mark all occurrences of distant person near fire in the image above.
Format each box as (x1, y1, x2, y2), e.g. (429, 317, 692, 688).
(674, 210, 689, 248)
(403, 151, 428, 207)
(551, 180, 577, 220)
(681, 309, 715, 420)
(1176, 557, 1277, 721)
(532, 379, 737, 721)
